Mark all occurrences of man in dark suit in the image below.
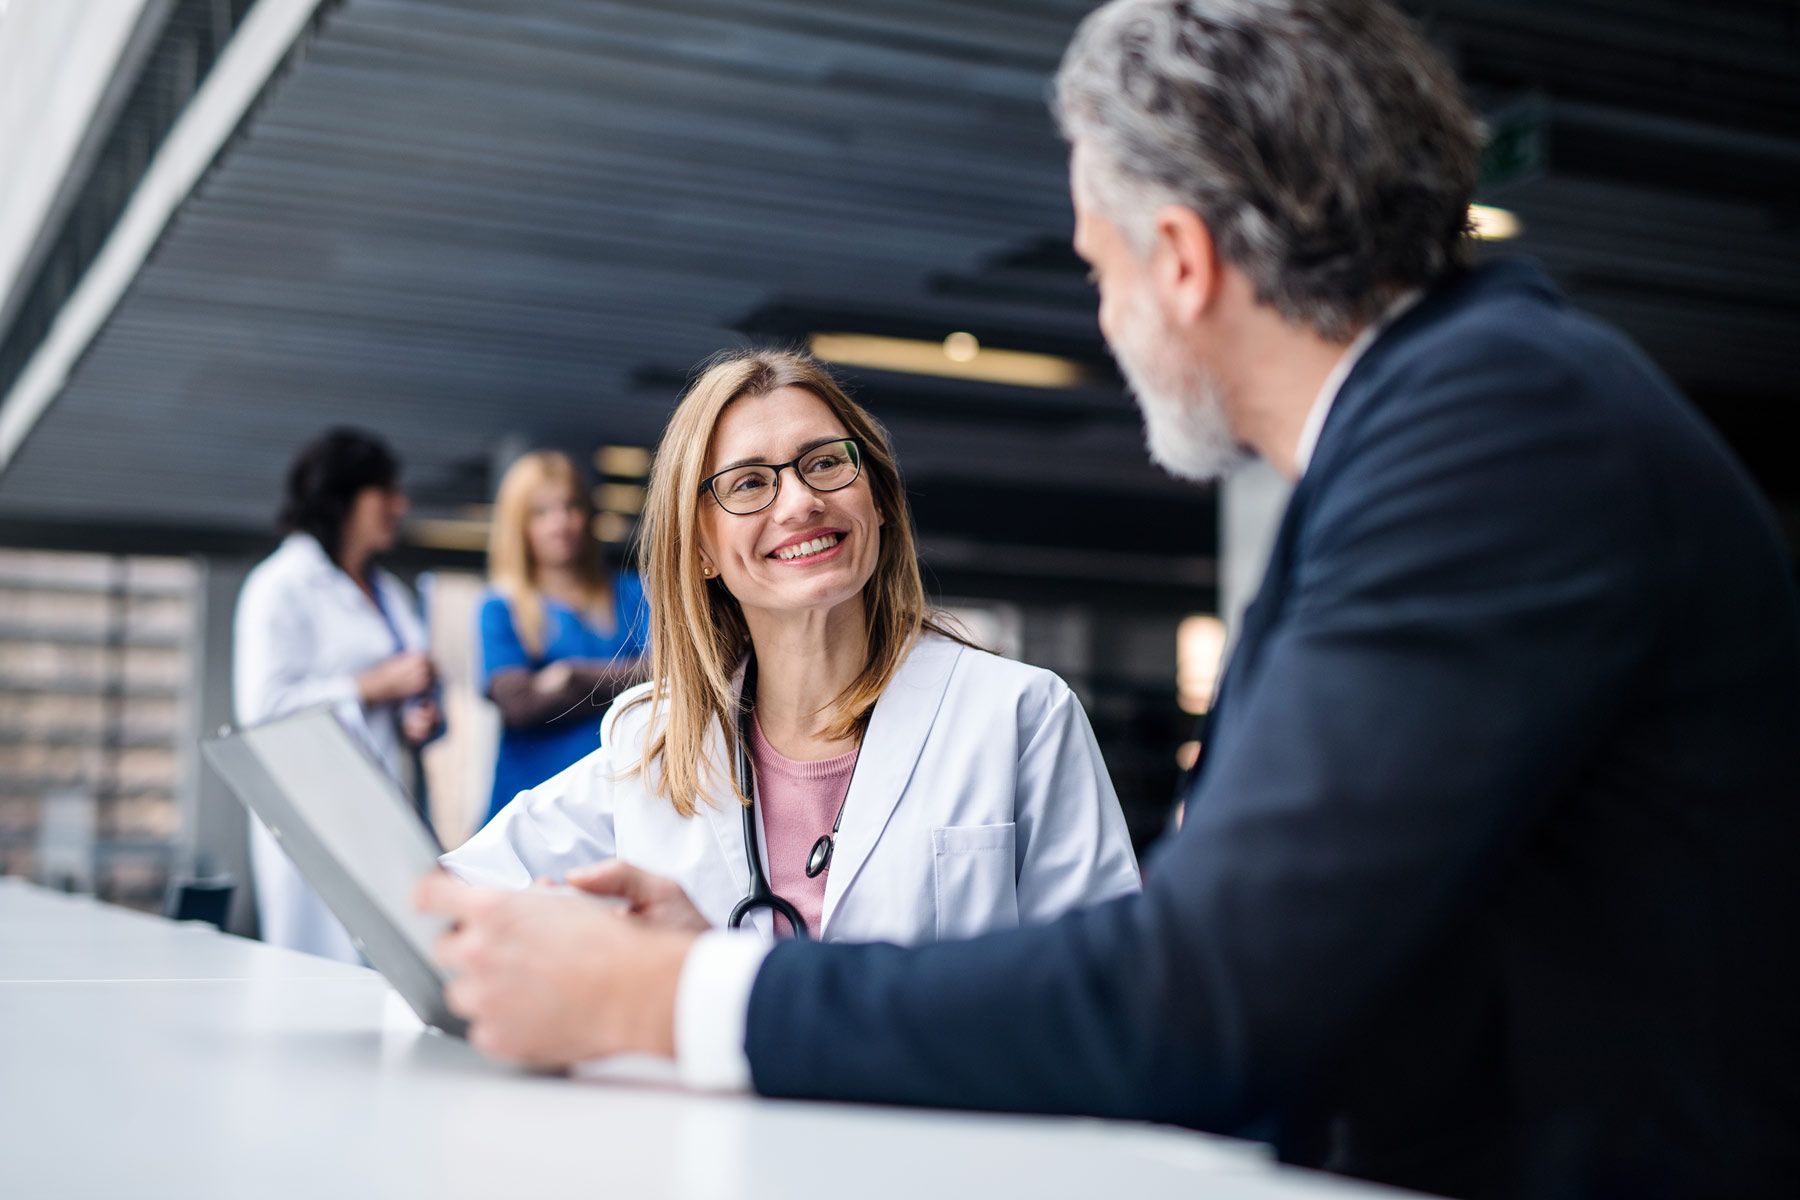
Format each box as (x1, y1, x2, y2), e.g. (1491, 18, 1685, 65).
(418, 2, 1800, 1196)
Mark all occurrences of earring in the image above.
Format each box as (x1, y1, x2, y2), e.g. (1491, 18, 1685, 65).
(701, 564, 714, 578)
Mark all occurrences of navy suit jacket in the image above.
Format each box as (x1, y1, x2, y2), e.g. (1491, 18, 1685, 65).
(744, 261, 1800, 1200)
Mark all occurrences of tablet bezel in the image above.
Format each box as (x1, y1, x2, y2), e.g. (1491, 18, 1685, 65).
(202, 706, 466, 1038)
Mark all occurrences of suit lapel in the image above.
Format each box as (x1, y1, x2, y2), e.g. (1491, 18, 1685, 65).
(1187, 279, 1466, 798)
(1189, 486, 1306, 789)
(818, 635, 962, 937)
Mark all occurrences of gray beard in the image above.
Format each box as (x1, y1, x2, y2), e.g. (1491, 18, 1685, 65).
(1110, 291, 1248, 483)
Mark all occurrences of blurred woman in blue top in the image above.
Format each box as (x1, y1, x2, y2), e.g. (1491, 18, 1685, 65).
(478, 451, 647, 827)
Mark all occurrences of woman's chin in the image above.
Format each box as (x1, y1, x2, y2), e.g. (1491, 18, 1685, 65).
(744, 573, 871, 623)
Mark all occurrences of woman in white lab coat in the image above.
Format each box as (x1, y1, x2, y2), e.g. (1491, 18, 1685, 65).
(444, 351, 1138, 943)
(235, 429, 439, 960)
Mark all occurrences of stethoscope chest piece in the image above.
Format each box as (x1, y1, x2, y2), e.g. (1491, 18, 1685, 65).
(805, 833, 834, 879)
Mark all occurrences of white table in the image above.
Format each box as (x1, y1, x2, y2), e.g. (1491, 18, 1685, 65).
(0, 879, 1421, 1199)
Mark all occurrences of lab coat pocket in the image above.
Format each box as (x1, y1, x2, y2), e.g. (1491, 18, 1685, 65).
(931, 822, 1018, 941)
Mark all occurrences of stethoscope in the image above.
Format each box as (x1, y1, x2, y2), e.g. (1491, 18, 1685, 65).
(724, 658, 859, 940)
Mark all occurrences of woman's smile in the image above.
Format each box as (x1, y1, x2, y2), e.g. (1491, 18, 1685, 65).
(767, 529, 847, 565)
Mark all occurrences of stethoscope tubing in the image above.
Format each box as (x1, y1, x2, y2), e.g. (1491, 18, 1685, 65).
(729, 800, 809, 937)
(726, 660, 812, 939)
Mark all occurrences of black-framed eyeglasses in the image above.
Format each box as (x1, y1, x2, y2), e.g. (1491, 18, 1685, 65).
(699, 438, 863, 516)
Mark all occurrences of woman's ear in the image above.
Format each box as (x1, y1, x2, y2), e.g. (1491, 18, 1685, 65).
(693, 516, 719, 575)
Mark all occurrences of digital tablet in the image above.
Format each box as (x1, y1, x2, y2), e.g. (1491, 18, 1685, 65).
(201, 706, 465, 1037)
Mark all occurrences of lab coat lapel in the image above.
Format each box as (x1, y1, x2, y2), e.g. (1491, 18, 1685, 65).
(819, 635, 961, 936)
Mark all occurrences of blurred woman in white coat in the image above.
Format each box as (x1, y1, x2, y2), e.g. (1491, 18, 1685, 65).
(236, 428, 439, 960)
(444, 351, 1138, 944)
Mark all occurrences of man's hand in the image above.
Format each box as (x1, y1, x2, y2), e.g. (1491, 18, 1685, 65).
(414, 871, 697, 1068)
(564, 860, 714, 933)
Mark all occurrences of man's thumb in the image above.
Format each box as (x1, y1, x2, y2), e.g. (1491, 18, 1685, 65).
(565, 859, 637, 898)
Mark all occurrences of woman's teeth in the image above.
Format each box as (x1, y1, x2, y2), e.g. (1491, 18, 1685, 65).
(773, 533, 841, 561)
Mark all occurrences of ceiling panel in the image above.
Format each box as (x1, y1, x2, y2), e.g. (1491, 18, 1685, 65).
(0, 0, 1794, 566)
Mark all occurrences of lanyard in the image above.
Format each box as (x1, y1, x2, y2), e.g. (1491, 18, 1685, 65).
(365, 575, 409, 656)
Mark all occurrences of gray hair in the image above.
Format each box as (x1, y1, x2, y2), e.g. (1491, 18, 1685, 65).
(1054, 0, 1483, 341)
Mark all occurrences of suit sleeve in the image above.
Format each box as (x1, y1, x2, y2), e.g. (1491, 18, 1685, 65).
(745, 341, 1659, 1127)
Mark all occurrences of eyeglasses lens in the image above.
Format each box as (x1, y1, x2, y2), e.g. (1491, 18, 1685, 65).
(714, 442, 859, 514)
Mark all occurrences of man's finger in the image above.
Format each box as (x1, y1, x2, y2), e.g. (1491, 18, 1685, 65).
(414, 869, 485, 919)
(468, 1019, 518, 1062)
(444, 974, 486, 1020)
(565, 859, 640, 898)
(432, 926, 459, 970)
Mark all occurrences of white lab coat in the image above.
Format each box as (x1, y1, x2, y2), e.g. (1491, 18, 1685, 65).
(444, 633, 1140, 943)
(234, 532, 427, 961)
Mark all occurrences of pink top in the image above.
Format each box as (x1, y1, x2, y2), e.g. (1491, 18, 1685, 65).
(749, 716, 858, 938)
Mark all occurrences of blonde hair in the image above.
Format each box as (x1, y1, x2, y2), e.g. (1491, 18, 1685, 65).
(626, 349, 966, 817)
(487, 450, 610, 658)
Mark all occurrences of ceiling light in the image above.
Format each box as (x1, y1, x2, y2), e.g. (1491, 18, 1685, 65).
(942, 331, 980, 363)
(595, 482, 646, 514)
(405, 518, 490, 552)
(810, 332, 1087, 390)
(594, 445, 652, 477)
(1177, 613, 1228, 715)
(1469, 203, 1522, 241)
(592, 512, 633, 544)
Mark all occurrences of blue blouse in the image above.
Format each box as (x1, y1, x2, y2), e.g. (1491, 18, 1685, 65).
(477, 573, 648, 826)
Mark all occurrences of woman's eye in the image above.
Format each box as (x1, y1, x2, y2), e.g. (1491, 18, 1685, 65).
(806, 454, 842, 472)
(729, 475, 767, 494)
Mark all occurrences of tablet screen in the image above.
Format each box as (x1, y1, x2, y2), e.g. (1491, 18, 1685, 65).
(203, 707, 463, 1034)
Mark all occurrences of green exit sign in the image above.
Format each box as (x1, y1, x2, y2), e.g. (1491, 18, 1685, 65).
(1480, 97, 1548, 193)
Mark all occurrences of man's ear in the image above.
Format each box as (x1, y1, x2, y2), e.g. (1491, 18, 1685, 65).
(1150, 204, 1219, 327)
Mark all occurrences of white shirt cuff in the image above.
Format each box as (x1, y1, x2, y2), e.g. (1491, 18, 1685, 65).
(675, 929, 774, 1092)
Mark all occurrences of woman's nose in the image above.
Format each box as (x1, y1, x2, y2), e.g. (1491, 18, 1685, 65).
(771, 468, 824, 521)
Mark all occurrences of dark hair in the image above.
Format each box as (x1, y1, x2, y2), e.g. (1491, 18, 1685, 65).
(1055, 0, 1484, 340)
(278, 428, 401, 564)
